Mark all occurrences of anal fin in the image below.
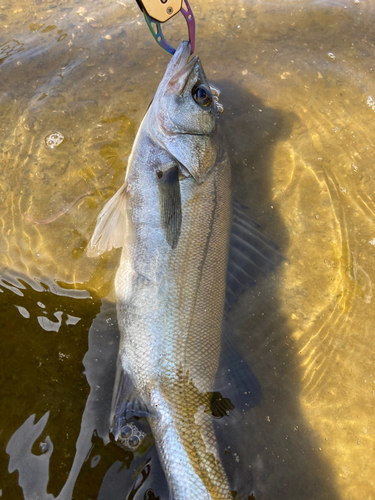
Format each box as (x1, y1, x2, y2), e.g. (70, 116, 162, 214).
(110, 357, 152, 442)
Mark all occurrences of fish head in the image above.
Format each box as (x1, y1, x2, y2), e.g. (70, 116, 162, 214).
(148, 41, 224, 183)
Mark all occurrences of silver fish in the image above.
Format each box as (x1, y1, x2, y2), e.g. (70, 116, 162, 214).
(89, 41, 233, 499)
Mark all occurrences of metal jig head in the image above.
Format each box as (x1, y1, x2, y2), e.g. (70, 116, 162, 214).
(137, 0, 195, 55)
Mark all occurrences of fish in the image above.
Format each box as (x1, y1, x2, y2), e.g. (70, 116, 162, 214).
(88, 40, 282, 499)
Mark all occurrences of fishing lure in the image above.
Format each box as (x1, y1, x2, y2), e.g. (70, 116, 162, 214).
(136, 0, 195, 55)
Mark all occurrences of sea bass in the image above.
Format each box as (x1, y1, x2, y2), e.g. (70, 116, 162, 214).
(89, 41, 234, 499)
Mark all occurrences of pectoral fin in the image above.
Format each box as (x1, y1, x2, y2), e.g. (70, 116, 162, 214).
(87, 182, 132, 257)
(157, 164, 182, 249)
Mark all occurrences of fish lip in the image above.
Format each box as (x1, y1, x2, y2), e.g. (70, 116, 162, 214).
(170, 40, 191, 74)
(152, 41, 193, 104)
(168, 55, 199, 95)
(159, 41, 193, 92)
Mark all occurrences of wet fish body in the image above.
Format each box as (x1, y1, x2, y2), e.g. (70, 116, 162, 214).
(89, 42, 232, 499)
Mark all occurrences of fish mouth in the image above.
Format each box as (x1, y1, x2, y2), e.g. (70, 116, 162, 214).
(170, 40, 192, 75)
(168, 55, 199, 94)
(157, 40, 193, 93)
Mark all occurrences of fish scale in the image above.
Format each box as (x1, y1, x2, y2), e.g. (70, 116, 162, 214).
(89, 41, 234, 499)
(148, 375, 231, 499)
(114, 151, 232, 499)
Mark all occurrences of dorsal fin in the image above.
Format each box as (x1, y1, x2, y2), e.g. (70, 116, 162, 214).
(214, 323, 262, 415)
(226, 202, 285, 307)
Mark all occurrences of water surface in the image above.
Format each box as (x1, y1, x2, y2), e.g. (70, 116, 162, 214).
(1, 0, 375, 498)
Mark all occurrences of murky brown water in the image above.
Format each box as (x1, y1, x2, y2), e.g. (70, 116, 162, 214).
(1, 0, 375, 498)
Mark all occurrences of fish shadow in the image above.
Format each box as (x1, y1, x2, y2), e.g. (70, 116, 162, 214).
(213, 80, 342, 500)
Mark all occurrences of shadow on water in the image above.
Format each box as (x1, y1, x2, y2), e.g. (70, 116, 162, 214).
(0, 83, 342, 500)
(217, 80, 342, 500)
(0, 274, 169, 500)
(0, 273, 98, 499)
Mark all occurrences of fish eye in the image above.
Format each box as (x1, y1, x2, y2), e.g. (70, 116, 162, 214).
(192, 83, 212, 107)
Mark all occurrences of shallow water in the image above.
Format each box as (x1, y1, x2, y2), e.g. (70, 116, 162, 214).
(1, 0, 375, 498)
